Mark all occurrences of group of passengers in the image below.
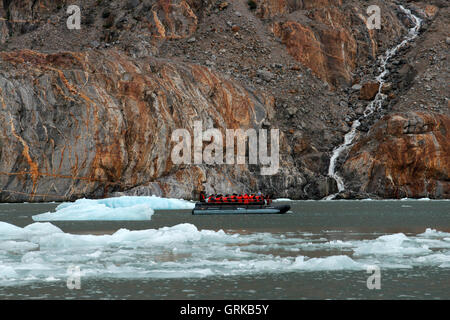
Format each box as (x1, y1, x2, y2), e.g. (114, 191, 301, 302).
(200, 192, 271, 204)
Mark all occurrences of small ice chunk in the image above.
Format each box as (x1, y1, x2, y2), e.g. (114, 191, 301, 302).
(24, 222, 63, 235)
(273, 198, 292, 202)
(417, 228, 450, 238)
(44, 276, 59, 282)
(291, 255, 364, 271)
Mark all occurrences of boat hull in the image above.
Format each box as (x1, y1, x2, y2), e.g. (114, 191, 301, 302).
(192, 204, 291, 215)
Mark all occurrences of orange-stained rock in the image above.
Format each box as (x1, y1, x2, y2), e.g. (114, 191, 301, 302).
(257, 1, 358, 86)
(359, 82, 380, 100)
(424, 5, 439, 18)
(255, 0, 343, 19)
(257, 0, 407, 87)
(0, 49, 275, 202)
(255, 0, 288, 18)
(342, 112, 450, 199)
(273, 18, 357, 87)
(218, 2, 229, 10)
(149, 0, 198, 41)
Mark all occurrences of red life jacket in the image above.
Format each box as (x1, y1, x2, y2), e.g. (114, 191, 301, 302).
(237, 195, 243, 203)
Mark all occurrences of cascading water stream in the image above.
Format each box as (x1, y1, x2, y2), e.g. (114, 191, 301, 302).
(325, 5, 422, 200)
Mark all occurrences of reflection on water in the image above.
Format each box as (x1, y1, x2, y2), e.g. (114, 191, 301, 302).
(0, 200, 449, 299)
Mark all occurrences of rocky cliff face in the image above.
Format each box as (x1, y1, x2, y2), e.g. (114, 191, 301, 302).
(342, 112, 449, 198)
(0, 0, 448, 201)
(0, 49, 279, 201)
(258, 0, 406, 87)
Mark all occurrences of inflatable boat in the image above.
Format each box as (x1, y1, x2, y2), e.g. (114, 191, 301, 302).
(192, 193, 290, 215)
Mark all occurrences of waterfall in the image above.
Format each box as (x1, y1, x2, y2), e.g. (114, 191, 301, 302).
(325, 5, 422, 200)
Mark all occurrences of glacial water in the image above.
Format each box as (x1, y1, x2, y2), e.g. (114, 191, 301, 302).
(0, 200, 449, 299)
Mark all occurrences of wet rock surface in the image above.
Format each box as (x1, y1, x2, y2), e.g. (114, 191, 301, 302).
(342, 112, 449, 199)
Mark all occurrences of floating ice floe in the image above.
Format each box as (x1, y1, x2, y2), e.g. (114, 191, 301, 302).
(273, 198, 293, 202)
(291, 255, 365, 271)
(353, 233, 432, 256)
(32, 196, 194, 221)
(417, 228, 450, 238)
(400, 197, 439, 201)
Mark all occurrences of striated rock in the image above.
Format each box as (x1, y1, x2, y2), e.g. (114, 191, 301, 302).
(342, 112, 450, 199)
(0, 0, 205, 56)
(1, 0, 64, 40)
(272, 14, 357, 87)
(259, 0, 407, 87)
(0, 49, 280, 202)
(148, 0, 198, 41)
(255, 0, 288, 18)
(255, 0, 343, 19)
(0, 1, 8, 45)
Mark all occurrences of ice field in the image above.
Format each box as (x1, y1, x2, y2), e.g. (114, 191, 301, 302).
(1, 220, 449, 285)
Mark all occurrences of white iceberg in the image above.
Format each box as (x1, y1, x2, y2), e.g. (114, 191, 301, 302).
(32, 196, 194, 221)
